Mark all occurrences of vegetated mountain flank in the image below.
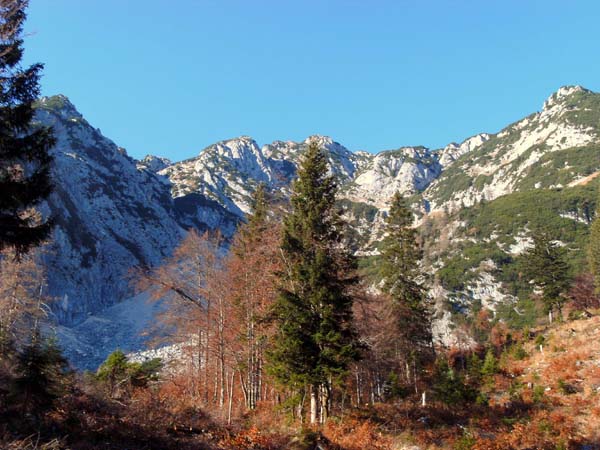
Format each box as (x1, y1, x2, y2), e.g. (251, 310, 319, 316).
(419, 88, 599, 348)
(34, 86, 600, 366)
(424, 85, 599, 213)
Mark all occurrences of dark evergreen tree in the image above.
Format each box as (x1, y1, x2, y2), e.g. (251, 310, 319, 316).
(480, 348, 498, 381)
(466, 352, 483, 384)
(431, 359, 475, 405)
(96, 349, 130, 396)
(525, 230, 571, 321)
(380, 192, 423, 306)
(0, 0, 55, 257)
(249, 182, 268, 226)
(267, 141, 361, 424)
(12, 332, 67, 416)
(588, 191, 600, 294)
(379, 192, 433, 384)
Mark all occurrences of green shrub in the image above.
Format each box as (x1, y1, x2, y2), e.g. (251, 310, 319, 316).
(533, 385, 545, 403)
(432, 360, 476, 405)
(511, 344, 528, 360)
(534, 334, 545, 347)
(96, 350, 162, 396)
(467, 353, 482, 383)
(481, 349, 498, 380)
(454, 429, 476, 450)
(508, 380, 524, 399)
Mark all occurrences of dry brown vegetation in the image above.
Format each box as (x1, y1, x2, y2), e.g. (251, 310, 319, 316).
(3, 306, 600, 449)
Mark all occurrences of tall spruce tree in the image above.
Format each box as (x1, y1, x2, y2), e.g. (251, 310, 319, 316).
(525, 230, 571, 321)
(267, 141, 360, 424)
(0, 0, 55, 257)
(588, 190, 600, 294)
(379, 192, 433, 388)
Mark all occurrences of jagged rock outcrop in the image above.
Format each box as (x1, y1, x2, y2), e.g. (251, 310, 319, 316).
(137, 155, 172, 173)
(438, 133, 490, 166)
(344, 146, 442, 208)
(162, 135, 443, 217)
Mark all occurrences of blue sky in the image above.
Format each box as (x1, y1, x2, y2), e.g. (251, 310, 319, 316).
(24, 0, 600, 161)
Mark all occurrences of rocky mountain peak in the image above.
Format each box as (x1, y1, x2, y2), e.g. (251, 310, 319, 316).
(304, 134, 330, 142)
(304, 134, 336, 147)
(304, 135, 354, 156)
(200, 136, 263, 162)
(542, 85, 590, 110)
(37, 94, 83, 121)
(378, 145, 429, 158)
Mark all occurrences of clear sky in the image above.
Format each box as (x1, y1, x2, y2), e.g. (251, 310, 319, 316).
(23, 0, 600, 161)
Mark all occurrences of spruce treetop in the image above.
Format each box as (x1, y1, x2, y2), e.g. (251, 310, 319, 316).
(285, 141, 338, 245)
(0, 0, 55, 256)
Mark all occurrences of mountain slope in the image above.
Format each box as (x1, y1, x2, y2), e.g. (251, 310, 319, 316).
(34, 96, 185, 325)
(423, 86, 599, 213)
(34, 97, 238, 329)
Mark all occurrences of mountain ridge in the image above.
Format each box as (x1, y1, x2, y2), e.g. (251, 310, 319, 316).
(31, 84, 600, 367)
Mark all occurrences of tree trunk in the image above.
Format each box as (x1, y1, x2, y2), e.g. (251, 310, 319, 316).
(204, 304, 211, 404)
(227, 370, 235, 425)
(257, 355, 263, 403)
(413, 359, 418, 395)
(197, 327, 203, 401)
(219, 355, 225, 408)
(297, 390, 306, 424)
(310, 384, 319, 424)
(239, 370, 248, 408)
(218, 296, 226, 408)
(320, 382, 331, 424)
(355, 371, 361, 407)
